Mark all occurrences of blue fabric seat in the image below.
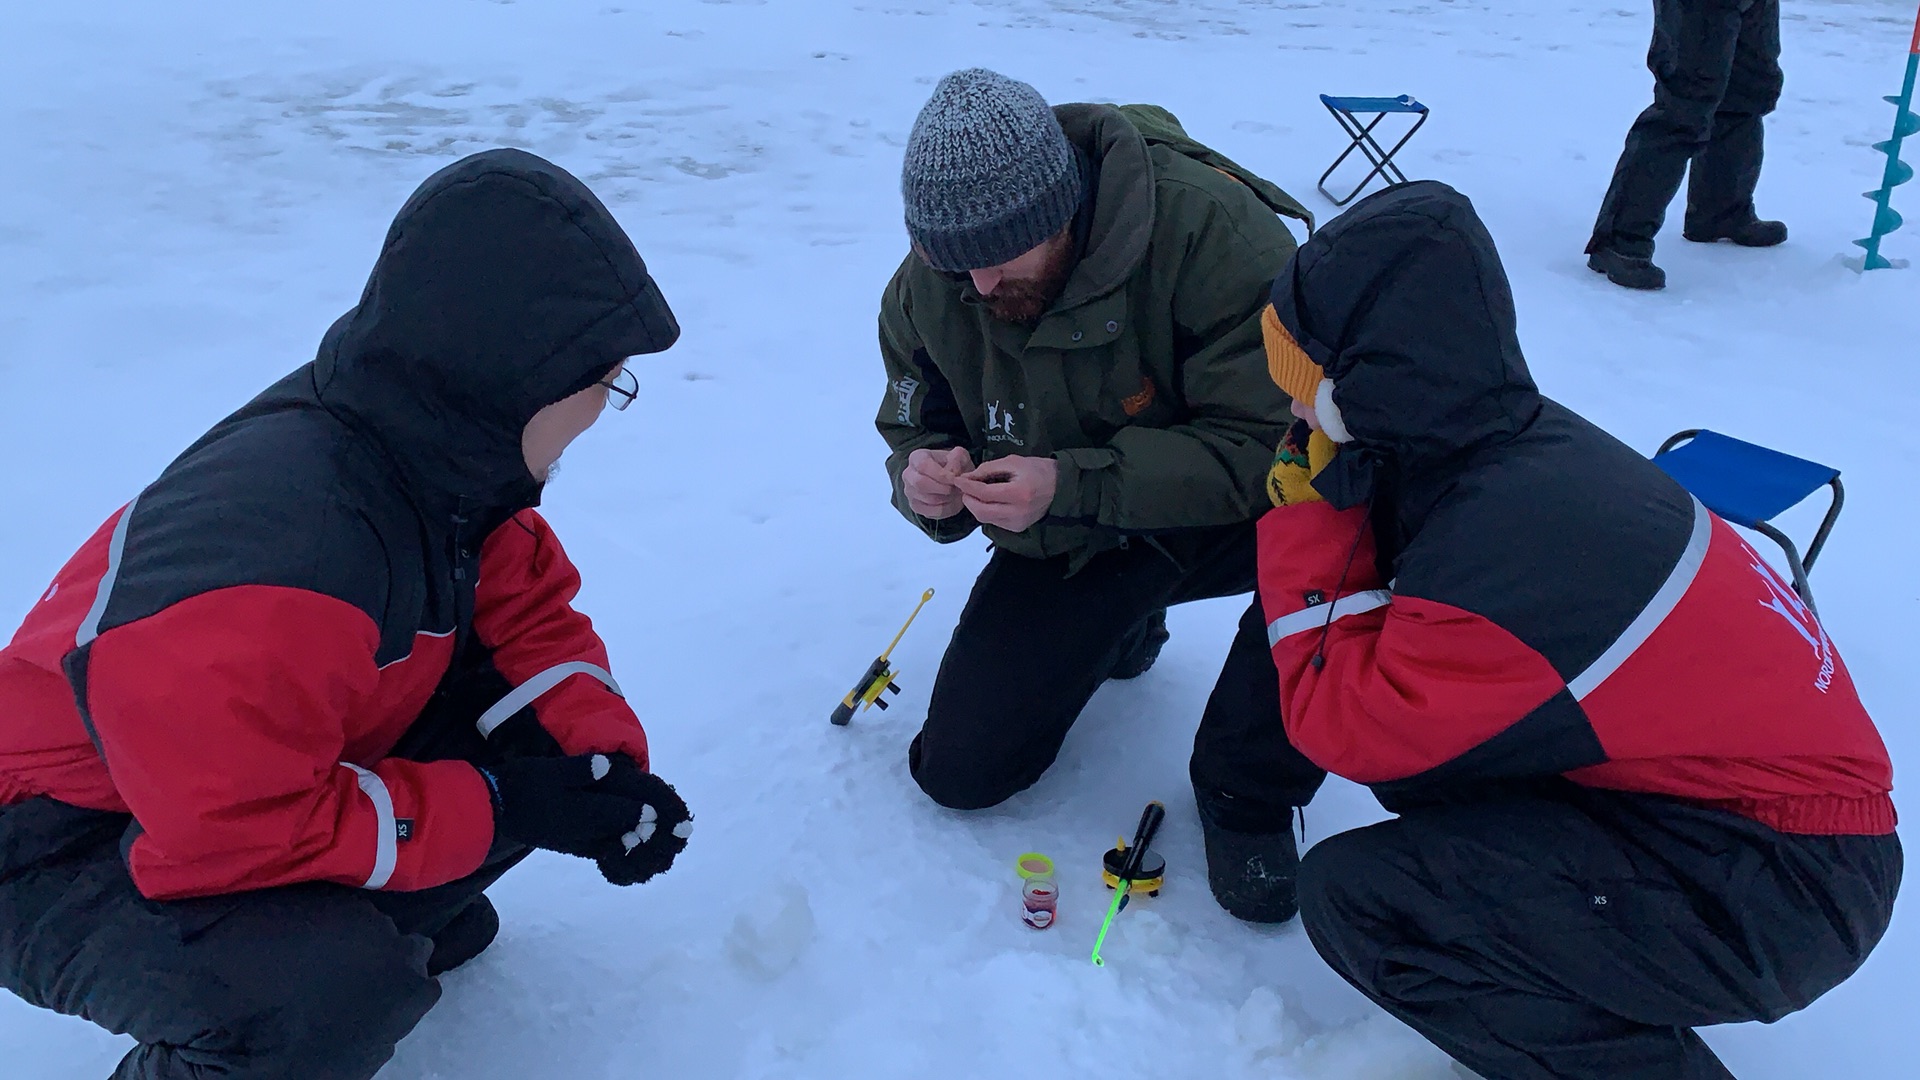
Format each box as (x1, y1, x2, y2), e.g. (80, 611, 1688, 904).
(1317, 95, 1430, 207)
(1321, 95, 1427, 115)
(1653, 430, 1844, 614)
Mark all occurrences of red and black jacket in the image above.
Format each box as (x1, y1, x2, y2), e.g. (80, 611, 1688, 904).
(1256, 182, 1894, 836)
(0, 149, 680, 898)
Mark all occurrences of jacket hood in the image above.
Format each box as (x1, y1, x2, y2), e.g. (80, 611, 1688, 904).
(1053, 103, 1154, 307)
(1270, 181, 1539, 502)
(314, 148, 679, 509)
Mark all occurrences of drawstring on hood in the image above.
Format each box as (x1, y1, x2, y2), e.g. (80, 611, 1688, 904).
(312, 148, 680, 513)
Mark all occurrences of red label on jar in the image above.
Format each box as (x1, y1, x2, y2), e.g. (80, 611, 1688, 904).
(1022, 879, 1058, 930)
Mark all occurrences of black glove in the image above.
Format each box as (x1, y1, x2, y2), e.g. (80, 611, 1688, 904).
(478, 753, 651, 861)
(476, 753, 691, 884)
(589, 756, 693, 886)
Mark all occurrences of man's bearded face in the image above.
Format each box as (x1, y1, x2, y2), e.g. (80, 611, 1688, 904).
(972, 228, 1076, 328)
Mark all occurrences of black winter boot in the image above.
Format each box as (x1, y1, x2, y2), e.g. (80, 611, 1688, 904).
(1587, 248, 1667, 291)
(427, 895, 500, 976)
(1108, 608, 1170, 681)
(1195, 786, 1300, 924)
(1683, 217, 1788, 247)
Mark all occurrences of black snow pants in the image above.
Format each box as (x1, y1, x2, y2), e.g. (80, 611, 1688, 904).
(1297, 787, 1902, 1080)
(1588, 0, 1783, 259)
(907, 521, 1327, 825)
(0, 691, 529, 1080)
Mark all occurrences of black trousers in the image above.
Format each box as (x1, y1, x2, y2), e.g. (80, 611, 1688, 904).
(1589, 0, 1783, 258)
(1297, 788, 1902, 1080)
(0, 699, 525, 1080)
(908, 522, 1327, 824)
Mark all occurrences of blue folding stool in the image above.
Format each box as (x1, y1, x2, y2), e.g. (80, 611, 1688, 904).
(1652, 430, 1845, 615)
(1317, 94, 1430, 207)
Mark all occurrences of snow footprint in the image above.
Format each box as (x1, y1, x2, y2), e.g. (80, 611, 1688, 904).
(725, 880, 816, 979)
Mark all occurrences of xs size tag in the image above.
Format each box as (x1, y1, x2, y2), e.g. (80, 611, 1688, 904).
(396, 819, 416, 843)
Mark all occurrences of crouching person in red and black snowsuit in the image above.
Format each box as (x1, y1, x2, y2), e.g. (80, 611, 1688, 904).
(1253, 181, 1899, 1080)
(0, 149, 693, 1080)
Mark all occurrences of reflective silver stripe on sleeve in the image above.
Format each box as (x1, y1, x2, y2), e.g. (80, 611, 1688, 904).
(1267, 589, 1393, 648)
(474, 661, 625, 738)
(76, 496, 140, 648)
(343, 763, 398, 890)
(1568, 496, 1713, 701)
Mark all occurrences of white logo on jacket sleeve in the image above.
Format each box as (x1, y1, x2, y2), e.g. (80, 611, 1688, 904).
(1750, 553, 1835, 693)
(892, 376, 920, 424)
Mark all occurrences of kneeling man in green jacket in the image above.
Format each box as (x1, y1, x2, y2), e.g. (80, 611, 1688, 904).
(875, 68, 1322, 923)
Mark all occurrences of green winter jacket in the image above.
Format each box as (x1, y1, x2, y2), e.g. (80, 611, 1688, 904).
(876, 103, 1301, 569)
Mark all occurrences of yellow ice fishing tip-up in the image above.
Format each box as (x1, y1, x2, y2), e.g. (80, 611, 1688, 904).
(829, 589, 934, 727)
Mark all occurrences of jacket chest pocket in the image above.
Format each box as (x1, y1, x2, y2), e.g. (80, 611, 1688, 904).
(1073, 333, 1179, 442)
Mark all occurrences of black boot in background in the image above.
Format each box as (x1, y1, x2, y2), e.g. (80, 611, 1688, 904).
(1683, 216, 1788, 247)
(1195, 785, 1301, 924)
(1108, 608, 1170, 681)
(427, 895, 500, 976)
(1586, 247, 1667, 291)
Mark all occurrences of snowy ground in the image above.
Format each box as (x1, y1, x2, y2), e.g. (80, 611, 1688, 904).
(3, 1, 1917, 1076)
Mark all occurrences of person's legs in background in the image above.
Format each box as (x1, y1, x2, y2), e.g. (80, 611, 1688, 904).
(1682, 0, 1786, 245)
(1587, 0, 1747, 288)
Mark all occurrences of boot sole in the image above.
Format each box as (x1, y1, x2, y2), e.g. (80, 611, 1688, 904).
(1681, 233, 1786, 248)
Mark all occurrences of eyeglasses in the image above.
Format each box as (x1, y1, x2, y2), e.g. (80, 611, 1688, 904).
(599, 367, 638, 412)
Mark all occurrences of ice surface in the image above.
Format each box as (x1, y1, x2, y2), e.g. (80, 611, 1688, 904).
(726, 881, 818, 980)
(2, 1, 1915, 1077)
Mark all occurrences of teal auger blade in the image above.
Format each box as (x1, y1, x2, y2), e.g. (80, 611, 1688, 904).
(1871, 151, 1914, 188)
(1873, 138, 1917, 169)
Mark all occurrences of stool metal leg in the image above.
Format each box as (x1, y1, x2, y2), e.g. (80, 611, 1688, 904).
(1802, 477, 1844, 572)
(1754, 521, 1820, 618)
(1317, 104, 1430, 207)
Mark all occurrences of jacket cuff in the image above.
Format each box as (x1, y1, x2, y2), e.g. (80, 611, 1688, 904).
(1050, 447, 1118, 523)
(379, 759, 496, 892)
(548, 701, 652, 772)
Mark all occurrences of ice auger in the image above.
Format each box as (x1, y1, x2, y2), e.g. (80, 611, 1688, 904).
(1857, 5, 1920, 270)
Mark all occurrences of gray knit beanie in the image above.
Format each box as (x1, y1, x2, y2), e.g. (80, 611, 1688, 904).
(901, 68, 1083, 272)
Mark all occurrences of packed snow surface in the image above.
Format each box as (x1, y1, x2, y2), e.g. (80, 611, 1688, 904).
(2, 1, 1916, 1077)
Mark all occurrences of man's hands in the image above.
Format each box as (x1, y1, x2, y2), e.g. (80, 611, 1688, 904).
(903, 446, 974, 520)
(479, 752, 691, 886)
(953, 455, 1058, 533)
(905, 447, 1059, 533)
